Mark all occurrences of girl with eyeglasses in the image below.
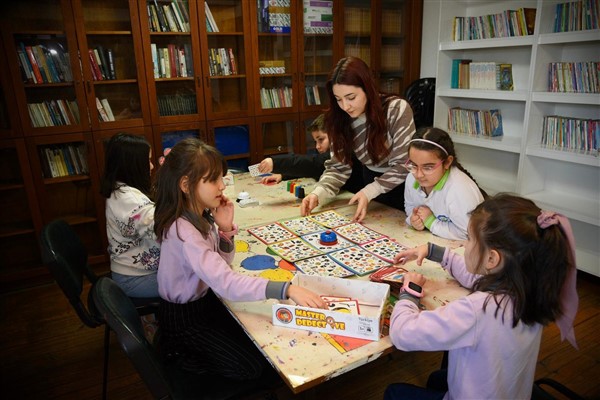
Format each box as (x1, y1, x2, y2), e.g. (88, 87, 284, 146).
(404, 127, 486, 240)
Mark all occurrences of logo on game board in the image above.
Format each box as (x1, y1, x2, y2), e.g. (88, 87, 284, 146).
(275, 308, 293, 324)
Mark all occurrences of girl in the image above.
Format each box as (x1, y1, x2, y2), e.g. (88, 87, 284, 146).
(404, 127, 485, 240)
(100, 132, 160, 298)
(153, 138, 326, 380)
(301, 56, 416, 222)
(386, 194, 578, 400)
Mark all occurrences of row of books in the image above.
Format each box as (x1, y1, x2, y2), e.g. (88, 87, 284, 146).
(39, 144, 89, 179)
(451, 60, 514, 90)
(553, 0, 599, 32)
(448, 107, 504, 137)
(257, 0, 291, 33)
(27, 99, 80, 128)
(452, 8, 535, 41)
(208, 48, 238, 76)
(17, 42, 72, 84)
(157, 93, 197, 116)
(260, 86, 292, 109)
(258, 60, 285, 75)
(148, 0, 190, 32)
(205, 2, 219, 32)
(548, 61, 599, 93)
(542, 115, 599, 153)
(88, 46, 116, 81)
(96, 97, 115, 122)
(303, 0, 333, 34)
(151, 43, 194, 79)
(305, 85, 321, 106)
(343, 7, 371, 35)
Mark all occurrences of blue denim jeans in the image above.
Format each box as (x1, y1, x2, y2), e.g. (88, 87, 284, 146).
(111, 271, 159, 298)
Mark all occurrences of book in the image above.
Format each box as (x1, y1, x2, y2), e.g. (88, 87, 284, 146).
(95, 97, 110, 122)
(24, 44, 43, 84)
(205, 2, 219, 32)
(269, 0, 291, 33)
(451, 59, 461, 89)
(490, 109, 504, 137)
(498, 63, 513, 90)
(100, 99, 115, 121)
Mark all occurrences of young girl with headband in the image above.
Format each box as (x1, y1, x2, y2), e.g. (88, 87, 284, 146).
(404, 127, 485, 240)
(386, 194, 579, 399)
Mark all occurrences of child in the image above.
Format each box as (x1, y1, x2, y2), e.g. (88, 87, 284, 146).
(100, 132, 160, 298)
(404, 127, 485, 240)
(153, 138, 326, 380)
(258, 114, 363, 192)
(301, 57, 416, 222)
(385, 194, 579, 400)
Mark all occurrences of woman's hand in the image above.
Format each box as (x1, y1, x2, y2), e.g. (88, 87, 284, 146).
(348, 191, 369, 222)
(260, 174, 282, 184)
(213, 194, 235, 231)
(410, 208, 425, 231)
(287, 285, 327, 309)
(300, 194, 319, 216)
(258, 158, 274, 174)
(393, 244, 428, 266)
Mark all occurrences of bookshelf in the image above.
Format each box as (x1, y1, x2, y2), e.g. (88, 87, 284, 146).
(433, 0, 600, 276)
(343, 0, 423, 95)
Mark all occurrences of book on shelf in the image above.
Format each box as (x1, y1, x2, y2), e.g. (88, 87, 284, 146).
(553, 0, 599, 32)
(88, 49, 103, 80)
(95, 97, 110, 122)
(268, 0, 291, 33)
(92, 48, 108, 80)
(153, 0, 169, 32)
(22, 44, 43, 84)
(452, 7, 536, 41)
(497, 63, 513, 91)
(548, 61, 599, 93)
(303, 0, 333, 34)
(448, 107, 503, 137)
(542, 115, 600, 153)
(259, 60, 285, 75)
(100, 99, 115, 121)
(205, 2, 219, 32)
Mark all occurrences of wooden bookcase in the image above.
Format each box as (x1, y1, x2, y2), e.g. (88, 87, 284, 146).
(0, 0, 423, 291)
(433, 0, 599, 277)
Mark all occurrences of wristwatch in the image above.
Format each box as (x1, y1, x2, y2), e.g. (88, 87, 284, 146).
(401, 280, 424, 298)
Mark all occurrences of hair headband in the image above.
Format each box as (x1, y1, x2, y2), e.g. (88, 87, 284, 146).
(537, 210, 579, 349)
(408, 139, 449, 156)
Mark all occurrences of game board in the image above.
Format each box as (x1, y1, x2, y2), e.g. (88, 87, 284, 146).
(247, 210, 407, 278)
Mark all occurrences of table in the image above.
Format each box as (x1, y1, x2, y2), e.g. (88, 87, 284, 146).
(223, 172, 352, 228)
(223, 175, 469, 394)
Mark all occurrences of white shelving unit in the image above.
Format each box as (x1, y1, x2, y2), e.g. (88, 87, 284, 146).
(433, 0, 600, 276)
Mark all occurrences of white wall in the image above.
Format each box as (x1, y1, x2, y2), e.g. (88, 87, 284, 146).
(420, 0, 441, 78)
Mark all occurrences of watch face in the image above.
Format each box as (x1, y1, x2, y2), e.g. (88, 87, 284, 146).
(408, 281, 422, 293)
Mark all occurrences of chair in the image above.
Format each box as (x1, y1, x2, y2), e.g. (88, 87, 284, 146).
(531, 378, 585, 400)
(404, 77, 436, 129)
(40, 219, 160, 399)
(92, 276, 272, 400)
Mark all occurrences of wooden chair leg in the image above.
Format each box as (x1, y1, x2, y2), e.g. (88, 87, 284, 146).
(102, 325, 110, 400)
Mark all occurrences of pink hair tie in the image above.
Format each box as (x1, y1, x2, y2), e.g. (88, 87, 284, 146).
(537, 210, 579, 349)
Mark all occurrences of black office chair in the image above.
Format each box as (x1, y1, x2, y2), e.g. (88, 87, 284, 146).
(404, 77, 436, 129)
(40, 219, 160, 400)
(531, 378, 585, 400)
(92, 276, 272, 400)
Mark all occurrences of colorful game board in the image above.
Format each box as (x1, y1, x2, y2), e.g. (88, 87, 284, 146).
(308, 210, 353, 228)
(268, 237, 323, 262)
(279, 216, 325, 235)
(328, 246, 390, 276)
(361, 237, 408, 262)
(247, 223, 296, 244)
(294, 255, 356, 278)
(301, 230, 354, 252)
(334, 222, 385, 245)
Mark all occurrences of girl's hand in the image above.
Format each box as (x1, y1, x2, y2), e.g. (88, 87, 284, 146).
(349, 191, 369, 222)
(410, 208, 425, 230)
(393, 244, 428, 266)
(300, 194, 319, 216)
(212, 195, 234, 231)
(416, 206, 433, 221)
(258, 158, 274, 173)
(287, 285, 327, 309)
(260, 174, 282, 184)
(403, 271, 426, 287)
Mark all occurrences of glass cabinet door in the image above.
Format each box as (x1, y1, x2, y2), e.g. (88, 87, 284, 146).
(200, 0, 254, 119)
(2, 0, 89, 135)
(209, 118, 254, 171)
(73, 0, 151, 129)
(251, 0, 299, 115)
(140, 0, 206, 125)
(153, 122, 207, 164)
(343, 0, 372, 66)
(378, 0, 409, 95)
(255, 114, 299, 161)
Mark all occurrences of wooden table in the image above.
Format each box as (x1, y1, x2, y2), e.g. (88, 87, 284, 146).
(222, 175, 468, 394)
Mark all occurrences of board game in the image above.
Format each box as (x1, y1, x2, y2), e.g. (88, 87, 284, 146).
(247, 210, 409, 278)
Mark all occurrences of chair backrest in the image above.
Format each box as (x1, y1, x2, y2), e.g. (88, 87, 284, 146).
(404, 77, 436, 129)
(92, 276, 172, 399)
(40, 219, 103, 328)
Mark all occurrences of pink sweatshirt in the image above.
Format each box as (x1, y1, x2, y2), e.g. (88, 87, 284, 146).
(389, 248, 543, 400)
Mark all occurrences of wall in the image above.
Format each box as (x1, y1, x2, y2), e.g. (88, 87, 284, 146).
(420, 0, 440, 78)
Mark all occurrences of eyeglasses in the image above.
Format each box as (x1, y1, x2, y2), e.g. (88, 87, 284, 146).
(403, 159, 444, 175)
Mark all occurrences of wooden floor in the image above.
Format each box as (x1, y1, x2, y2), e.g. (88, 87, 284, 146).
(1, 270, 599, 400)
